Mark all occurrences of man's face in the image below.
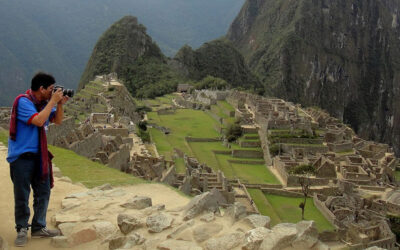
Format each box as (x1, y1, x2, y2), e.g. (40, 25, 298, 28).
(40, 84, 55, 101)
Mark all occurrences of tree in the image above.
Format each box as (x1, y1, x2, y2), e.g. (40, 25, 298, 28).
(298, 176, 310, 220)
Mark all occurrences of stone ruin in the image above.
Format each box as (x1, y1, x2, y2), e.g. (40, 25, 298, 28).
(48, 119, 132, 171)
(126, 154, 173, 181)
(90, 113, 114, 124)
(314, 181, 397, 249)
(0, 107, 10, 130)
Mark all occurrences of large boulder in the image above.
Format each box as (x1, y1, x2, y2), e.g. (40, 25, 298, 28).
(224, 202, 247, 223)
(93, 221, 118, 239)
(192, 223, 223, 242)
(259, 223, 298, 250)
(69, 226, 97, 246)
(241, 214, 271, 229)
(120, 196, 152, 209)
(292, 221, 319, 249)
(146, 213, 174, 233)
(183, 189, 227, 220)
(117, 214, 142, 234)
(61, 198, 82, 210)
(204, 232, 245, 250)
(243, 227, 272, 250)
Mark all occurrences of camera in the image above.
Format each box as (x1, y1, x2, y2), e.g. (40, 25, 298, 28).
(54, 85, 74, 97)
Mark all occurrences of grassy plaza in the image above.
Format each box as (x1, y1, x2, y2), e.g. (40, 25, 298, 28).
(248, 188, 335, 232)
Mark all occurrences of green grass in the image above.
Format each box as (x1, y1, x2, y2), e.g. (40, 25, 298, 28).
(248, 189, 281, 225)
(248, 189, 335, 232)
(174, 157, 186, 174)
(49, 145, 145, 188)
(217, 100, 235, 113)
(149, 128, 175, 160)
(231, 163, 280, 184)
(395, 171, 400, 181)
(0, 128, 8, 146)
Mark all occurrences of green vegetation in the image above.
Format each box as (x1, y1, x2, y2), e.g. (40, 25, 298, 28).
(289, 164, 315, 175)
(174, 39, 263, 93)
(225, 122, 243, 142)
(387, 214, 400, 242)
(248, 189, 335, 232)
(194, 75, 228, 90)
(0, 128, 7, 146)
(79, 16, 183, 99)
(49, 145, 144, 188)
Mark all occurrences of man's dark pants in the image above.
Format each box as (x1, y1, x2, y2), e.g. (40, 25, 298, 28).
(10, 154, 50, 232)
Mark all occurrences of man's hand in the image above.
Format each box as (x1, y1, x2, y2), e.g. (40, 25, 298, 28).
(58, 96, 69, 105)
(50, 89, 63, 105)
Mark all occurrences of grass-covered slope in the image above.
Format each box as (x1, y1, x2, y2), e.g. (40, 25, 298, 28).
(0, 128, 143, 188)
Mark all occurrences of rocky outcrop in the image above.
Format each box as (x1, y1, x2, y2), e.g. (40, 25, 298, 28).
(50, 184, 328, 249)
(228, 0, 400, 156)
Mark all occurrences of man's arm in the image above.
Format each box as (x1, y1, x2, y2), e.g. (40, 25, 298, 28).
(31, 89, 63, 127)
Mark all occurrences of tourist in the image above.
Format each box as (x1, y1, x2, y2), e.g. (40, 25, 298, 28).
(7, 72, 69, 247)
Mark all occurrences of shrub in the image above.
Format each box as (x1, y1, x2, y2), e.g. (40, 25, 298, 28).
(269, 144, 280, 156)
(289, 164, 316, 175)
(225, 123, 242, 142)
(138, 121, 147, 131)
(137, 126, 150, 142)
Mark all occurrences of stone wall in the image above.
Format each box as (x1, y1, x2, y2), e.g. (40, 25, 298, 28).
(99, 128, 129, 137)
(286, 175, 330, 187)
(272, 138, 323, 144)
(313, 194, 337, 226)
(239, 140, 261, 147)
(47, 117, 76, 145)
(232, 149, 264, 159)
(227, 159, 265, 165)
(261, 188, 303, 198)
(160, 166, 176, 186)
(108, 144, 130, 171)
(185, 137, 221, 142)
(281, 144, 329, 154)
(327, 142, 353, 153)
(206, 110, 223, 124)
(179, 176, 192, 195)
(69, 132, 104, 158)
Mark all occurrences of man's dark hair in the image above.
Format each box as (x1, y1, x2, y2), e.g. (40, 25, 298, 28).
(31, 72, 56, 91)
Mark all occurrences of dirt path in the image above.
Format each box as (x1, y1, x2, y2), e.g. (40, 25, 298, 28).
(0, 146, 89, 249)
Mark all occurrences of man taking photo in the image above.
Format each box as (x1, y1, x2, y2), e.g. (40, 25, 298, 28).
(7, 72, 69, 247)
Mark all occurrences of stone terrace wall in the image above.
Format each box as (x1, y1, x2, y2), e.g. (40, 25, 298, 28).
(99, 128, 129, 137)
(108, 144, 130, 171)
(261, 188, 303, 198)
(281, 144, 329, 154)
(232, 149, 264, 159)
(185, 137, 221, 142)
(47, 117, 76, 145)
(69, 132, 104, 158)
(313, 194, 337, 226)
(160, 166, 176, 186)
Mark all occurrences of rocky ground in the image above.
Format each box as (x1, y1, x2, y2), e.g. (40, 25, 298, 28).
(0, 143, 331, 249)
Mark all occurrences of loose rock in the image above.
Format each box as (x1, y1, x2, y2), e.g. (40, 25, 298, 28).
(69, 227, 97, 246)
(121, 196, 152, 209)
(117, 214, 142, 234)
(58, 222, 77, 237)
(61, 198, 81, 210)
(243, 227, 271, 250)
(183, 189, 226, 220)
(147, 212, 174, 233)
(0, 235, 8, 250)
(224, 202, 247, 223)
(93, 221, 117, 239)
(259, 223, 298, 250)
(109, 233, 145, 250)
(292, 221, 319, 249)
(242, 214, 271, 229)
